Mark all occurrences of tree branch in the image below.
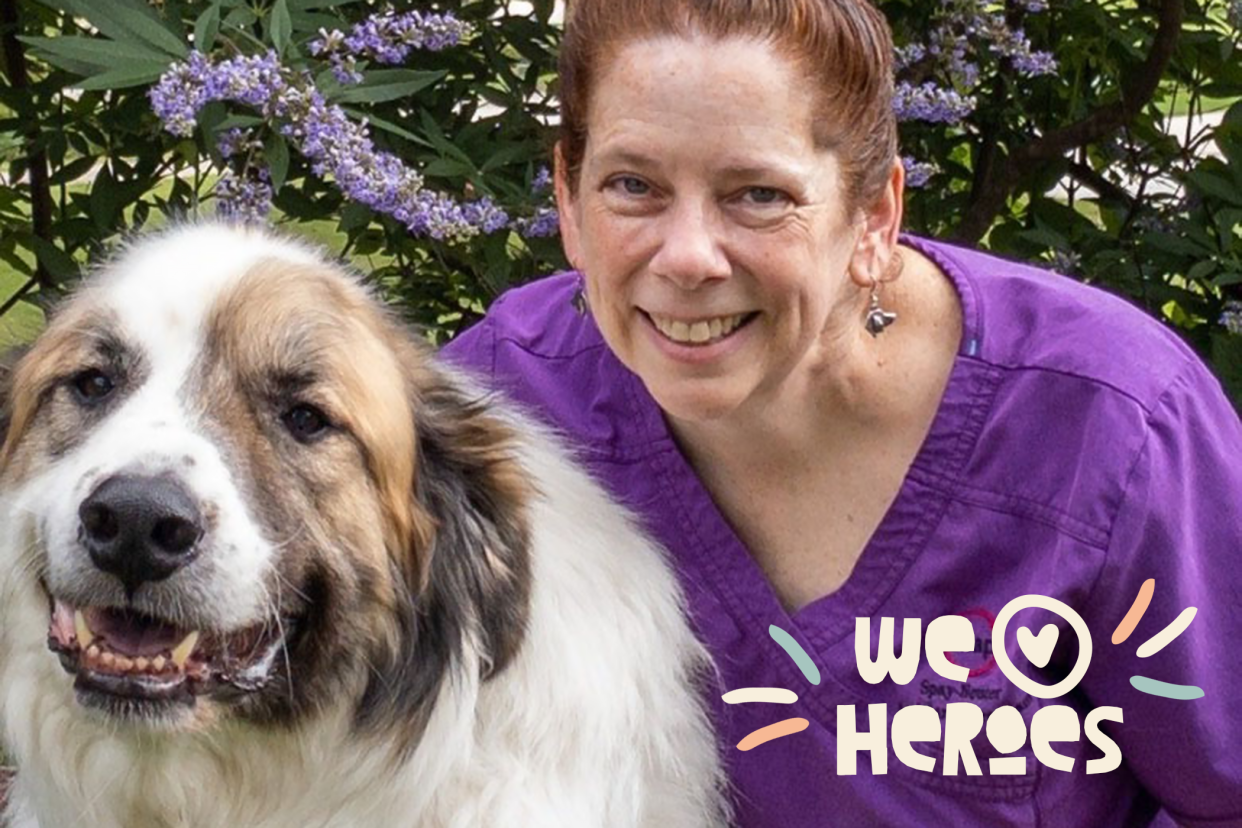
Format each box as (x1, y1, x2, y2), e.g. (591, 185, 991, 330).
(0, 0, 55, 291)
(953, 0, 1185, 244)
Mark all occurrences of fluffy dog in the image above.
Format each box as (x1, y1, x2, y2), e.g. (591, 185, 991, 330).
(0, 224, 726, 828)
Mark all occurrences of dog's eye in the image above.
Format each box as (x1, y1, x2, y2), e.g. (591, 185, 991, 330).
(282, 404, 331, 443)
(71, 369, 116, 404)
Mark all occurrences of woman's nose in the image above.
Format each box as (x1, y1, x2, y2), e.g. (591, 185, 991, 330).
(649, 200, 731, 290)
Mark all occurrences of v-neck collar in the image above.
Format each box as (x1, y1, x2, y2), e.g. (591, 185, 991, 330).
(611, 235, 998, 714)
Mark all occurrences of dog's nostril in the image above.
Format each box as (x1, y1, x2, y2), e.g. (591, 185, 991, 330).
(78, 473, 204, 594)
(80, 503, 120, 543)
(151, 516, 200, 555)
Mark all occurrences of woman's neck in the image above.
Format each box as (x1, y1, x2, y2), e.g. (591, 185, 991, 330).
(666, 245, 963, 484)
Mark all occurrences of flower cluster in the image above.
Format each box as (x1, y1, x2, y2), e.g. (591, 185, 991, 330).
(1229, 0, 1242, 31)
(1221, 301, 1242, 336)
(150, 49, 513, 241)
(1047, 249, 1083, 276)
(310, 10, 473, 85)
(215, 169, 273, 224)
(893, 81, 977, 123)
(901, 156, 938, 188)
(513, 206, 559, 238)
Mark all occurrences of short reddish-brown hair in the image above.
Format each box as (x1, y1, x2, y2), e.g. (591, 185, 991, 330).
(558, 0, 898, 212)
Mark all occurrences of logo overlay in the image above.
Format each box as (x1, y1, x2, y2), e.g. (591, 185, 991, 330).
(723, 579, 1203, 774)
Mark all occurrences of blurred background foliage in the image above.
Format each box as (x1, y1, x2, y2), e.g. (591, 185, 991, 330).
(0, 0, 1239, 407)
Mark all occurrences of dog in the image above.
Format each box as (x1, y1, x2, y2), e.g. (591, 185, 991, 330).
(0, 223, 727, 828)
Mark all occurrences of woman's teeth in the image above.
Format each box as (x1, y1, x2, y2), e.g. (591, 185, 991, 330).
(649, 312, 749, 345)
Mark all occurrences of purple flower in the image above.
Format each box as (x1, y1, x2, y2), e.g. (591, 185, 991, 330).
(893, 81, 976, 124)
(1230, 0, 1242, 29)
(514, 206, 559, 238)
(150, 46, 506, 241)
(1220, 300, 1242, 335)
(310, 11, 473, 64)
(1047, 249, 1082, 275)
(901, 156, 938, 188)
(217, 127, 258, 159)
(1023, 0, 1049, 12)
(531, 166, 552, 192)
(215, 169, 273, 224)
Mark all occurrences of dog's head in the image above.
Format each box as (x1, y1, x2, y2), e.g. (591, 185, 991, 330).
(0, 224, 530, 737)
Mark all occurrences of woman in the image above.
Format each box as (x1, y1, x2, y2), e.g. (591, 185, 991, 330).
(443, 0, 1242, 825)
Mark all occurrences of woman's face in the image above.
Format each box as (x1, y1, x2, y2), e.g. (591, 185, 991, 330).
(557, 35, 896, 424)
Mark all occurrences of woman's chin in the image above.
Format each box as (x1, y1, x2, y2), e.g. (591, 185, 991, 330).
(646, 380, 752, 427)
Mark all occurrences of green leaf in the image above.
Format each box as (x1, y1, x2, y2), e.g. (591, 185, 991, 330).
(194, 1, 222, 52)
(1211, 332, 1242, 412)
(332, 70, 448, 104)
(216, 114, 266, 130)
(1213, 270, 1242, 287)
(26, 236, 81, 284)
(265, 133, 290, 193)
(1188, 167, 1242, 207)
(289, 0, 359, 8)
(1185, 260, 1218, 283)
(74, 63, 171, 90)
(342, 108, 428, 145)
(18, 35, 167, 69)
(271, 0, 294, 57)
(99, 0, 188, 58)
(48, 156, 98, 185)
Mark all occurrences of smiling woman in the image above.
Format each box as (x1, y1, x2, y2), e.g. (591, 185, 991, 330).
(441, 0, 1242, 825)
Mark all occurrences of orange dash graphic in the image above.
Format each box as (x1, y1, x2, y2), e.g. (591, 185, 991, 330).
(736, 718, 810, 751)
(1112, 578, 1155, 645)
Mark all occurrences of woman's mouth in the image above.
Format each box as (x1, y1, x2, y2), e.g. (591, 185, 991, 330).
(645, 311, 758, 347)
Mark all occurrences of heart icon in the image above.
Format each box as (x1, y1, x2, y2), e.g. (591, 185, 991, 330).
(1017, 623, 1059, 668)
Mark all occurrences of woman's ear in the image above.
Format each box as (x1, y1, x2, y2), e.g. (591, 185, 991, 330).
(848, 157, 905, 289)
(553, 142, 584, 272)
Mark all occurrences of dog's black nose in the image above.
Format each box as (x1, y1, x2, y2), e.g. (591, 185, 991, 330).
(79, 474, 203, 594)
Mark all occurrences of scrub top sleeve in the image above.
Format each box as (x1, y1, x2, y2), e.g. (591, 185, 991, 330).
(439, 313, 498, 380)
(1080, 358, 1242, 826)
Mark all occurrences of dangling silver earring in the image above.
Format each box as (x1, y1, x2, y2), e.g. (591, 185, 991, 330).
(571, 273, 589, 315)
(864, 279, 897, 337)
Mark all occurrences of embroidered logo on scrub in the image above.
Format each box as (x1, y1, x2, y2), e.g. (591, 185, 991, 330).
(721, 578, 1203, 776)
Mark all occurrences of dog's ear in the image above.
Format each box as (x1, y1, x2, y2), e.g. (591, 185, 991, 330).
(1, 346, 28, 451)
(357, 345, 533, 740)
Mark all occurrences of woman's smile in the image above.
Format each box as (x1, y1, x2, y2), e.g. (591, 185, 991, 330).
(639, 309, 761, 364)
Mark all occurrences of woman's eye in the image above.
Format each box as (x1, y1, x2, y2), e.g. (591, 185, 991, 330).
(282, 404, 331, 443)
(741, 187, 789, 206)
(609, 176, 651, 196)
(70, 369, 116, 405)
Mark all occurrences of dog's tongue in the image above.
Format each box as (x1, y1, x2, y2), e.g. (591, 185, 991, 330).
(85, 607, 187, 657)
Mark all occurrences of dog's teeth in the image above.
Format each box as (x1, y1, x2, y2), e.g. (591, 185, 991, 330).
(152, 655, 167, 672)
(115, 655, 134, 672)
(74, 610, 94, 648)
(171, 631, 200, 668)
(101, 652, 115, 667)
(134, 657, 149, 672)
(86, 645, 100, 661)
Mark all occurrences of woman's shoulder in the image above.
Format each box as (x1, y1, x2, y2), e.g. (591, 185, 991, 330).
(452, 271, 606, 363)
(918, 237, 1206, 415)
(439, 271, 646, 457)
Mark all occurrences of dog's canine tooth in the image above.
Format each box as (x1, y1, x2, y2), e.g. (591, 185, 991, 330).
(74, 610, 94, 648)
(171, 631, 200, 668)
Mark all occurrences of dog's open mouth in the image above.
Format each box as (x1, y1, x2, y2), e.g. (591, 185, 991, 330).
(47, 598, 289, 708)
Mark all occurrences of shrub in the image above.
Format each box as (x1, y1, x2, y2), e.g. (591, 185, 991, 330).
(0, 0, 1239, 404)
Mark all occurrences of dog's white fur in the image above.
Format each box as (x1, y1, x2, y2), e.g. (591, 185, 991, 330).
(0, 224, 726, 828)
